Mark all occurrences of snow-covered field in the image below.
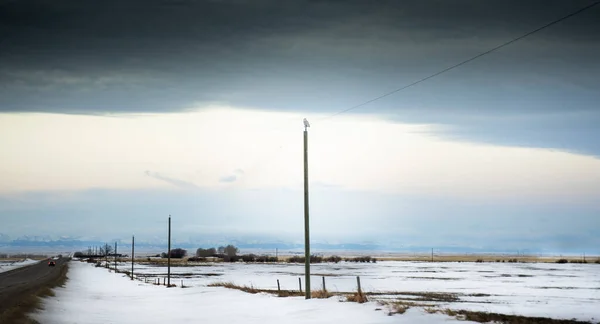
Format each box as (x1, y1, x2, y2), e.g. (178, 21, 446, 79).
(0, 258, 39, 273)
(33, 261, 479, 324)
(33, 260, 600, 323)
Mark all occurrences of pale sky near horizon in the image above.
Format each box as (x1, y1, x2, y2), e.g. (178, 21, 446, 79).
(1, 0, 599, 252)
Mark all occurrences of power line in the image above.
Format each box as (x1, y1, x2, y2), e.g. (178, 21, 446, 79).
(321, 0, 600, 121)
(227, 1, 599, 186)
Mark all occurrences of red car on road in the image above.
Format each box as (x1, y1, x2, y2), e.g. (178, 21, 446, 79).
(48, 260, 56, 267)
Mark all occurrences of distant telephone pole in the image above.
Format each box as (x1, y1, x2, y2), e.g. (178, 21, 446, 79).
(131, 235, 135, 280)
(167, 215, 172, 287)
(303, 118, 311, 300)
(114, 241, 117, 270)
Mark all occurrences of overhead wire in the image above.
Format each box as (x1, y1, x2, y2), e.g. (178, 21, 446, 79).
(227, 1, 600, 187)
(317, 0, 600, 121)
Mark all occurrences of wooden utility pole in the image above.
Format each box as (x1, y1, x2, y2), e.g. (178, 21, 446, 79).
(168, 215, 171, 287)
(131, 235, 135, 280)
(114, 242, 117, 270)
(303, 118, 311, 299)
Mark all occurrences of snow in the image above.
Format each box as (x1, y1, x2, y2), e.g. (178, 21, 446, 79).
(0, 258, 40, 273)
(111, 260, 600, 322)
(33, 261, 479, 324)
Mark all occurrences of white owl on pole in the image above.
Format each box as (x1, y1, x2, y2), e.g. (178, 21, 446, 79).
(303, 118, 310, 129)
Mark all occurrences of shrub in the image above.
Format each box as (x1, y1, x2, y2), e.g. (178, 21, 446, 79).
(170, 248, 187, 259)
(241, 254, 256, 262)
(476, 259, 484, 263)
(196, 248, 217, 257)
(556, 259, 568, 264)
(254, 255, 278, 263)
(223, 255, 241, 262)
(288, 256, 301, 263)
(325, 255, 342, 263)
(187, 256, 206, 262)
(217, 245, 239, 257)
(344, 256, 373, 263)
(569, 259, 587, 264)
(287, 255, 323, 263)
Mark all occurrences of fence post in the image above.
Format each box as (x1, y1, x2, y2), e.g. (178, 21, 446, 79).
(299, 277, 302, 293)
(322, 276, 326, 291)
(277, 279, 281, 292)
(357, 276, 362, 296)
(181, 280, 183, 288)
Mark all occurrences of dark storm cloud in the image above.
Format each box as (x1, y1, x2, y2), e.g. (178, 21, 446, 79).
(1, 0, 599, 153)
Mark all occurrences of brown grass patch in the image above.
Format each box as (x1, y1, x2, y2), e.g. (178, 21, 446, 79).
(390, 304, 409, 315)
(312, 290, 334, 299)
(424, 307, 438, 314)
(346, 293, 368, 303)
(367, 291, 459, 302)
(208, 281, 305, 297)
(388, 300, 437, 308)
(431, 309, 592, 324)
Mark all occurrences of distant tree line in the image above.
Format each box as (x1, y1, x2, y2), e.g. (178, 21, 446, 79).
(286, 255, 375, 264)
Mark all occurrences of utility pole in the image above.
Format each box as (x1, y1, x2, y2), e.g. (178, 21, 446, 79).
(114, 241, 117, 271)
(303, 118, 311, 299)
(431, 248, 433, 262)
(131, 235, 135, 280)
(168, 215, 171, 287)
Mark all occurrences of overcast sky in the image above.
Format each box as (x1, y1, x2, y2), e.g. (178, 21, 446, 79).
(1, 0, 599, 252)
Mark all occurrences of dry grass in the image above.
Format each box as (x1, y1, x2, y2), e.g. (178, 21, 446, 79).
(424, 307, 438, 314)
(387, 300, 438, 308)
(390, 304, 409, 315)
(366, 291, 459, 302)
(208, 281, 305, 297)
(419, 308, 592, 324)
(346, 293, 368, 303)
(312, 290, 334, 299)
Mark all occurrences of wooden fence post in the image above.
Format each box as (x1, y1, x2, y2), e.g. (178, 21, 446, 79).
(322, 276, 326, 291)
(299, 277, 302, 293)
(357, 276, 362, 296)
(277, 279, 281, 292)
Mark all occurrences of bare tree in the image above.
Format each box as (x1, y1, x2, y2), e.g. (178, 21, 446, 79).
(224, 245, 239, 257)
(196, 248, 217, 257)
(169, 248, 187, 259)
(100, 244, 114, 256)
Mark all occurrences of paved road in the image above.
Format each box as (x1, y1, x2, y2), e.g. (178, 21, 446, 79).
(0, 257, 69, 315)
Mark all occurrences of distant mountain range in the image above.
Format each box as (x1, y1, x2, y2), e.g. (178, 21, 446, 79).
(0, 233, 592, 255)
